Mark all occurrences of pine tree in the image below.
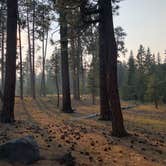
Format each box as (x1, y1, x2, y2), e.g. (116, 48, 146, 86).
(145, 74, 159, 108)
(98, 0, 127, 137)
(145, 48, 154, 74)
(1, 0, 18, 123)
(136, 45, 146, 102)
(59, 8, 73, 113)
(124, 51, 137, 100)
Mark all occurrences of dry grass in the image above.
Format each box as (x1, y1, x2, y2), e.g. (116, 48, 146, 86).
(0, 97, 165, 166)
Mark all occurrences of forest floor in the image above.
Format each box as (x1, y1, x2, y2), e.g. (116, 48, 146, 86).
(0, 96, 165, 166)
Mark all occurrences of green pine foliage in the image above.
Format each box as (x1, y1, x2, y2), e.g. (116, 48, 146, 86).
(120, 45, 166, 106)
(121, 51, 137, 100)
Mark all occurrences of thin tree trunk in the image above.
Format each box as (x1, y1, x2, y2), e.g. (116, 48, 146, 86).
(40, 8, 48, 97)
(70, 35, 77, 99)
(1, 20, 5, 91)
(154, 90, 158, 109)
(75, 36, 81, 100)
(80, 52, 85, 95)
(41, 33, 46, 96)
(41, 31, 48, 97)
(82, 67, 86, 95)
(92, 93, 95, 105)
(1, 0, 18, 123)
(99, 0, 127, 136)
(27, 5, 33, 97)
(0, 90, 3, 102)
(43, 31, 48, 96)
(32, 0, 36, 99)
(55, 74, 59, 107)
(0, 5, 4, 95)
(18, 18, 23, 100)
(154, 99, 158, 109)
(91, 53, 96, 105)
(60, 10, 73, 113)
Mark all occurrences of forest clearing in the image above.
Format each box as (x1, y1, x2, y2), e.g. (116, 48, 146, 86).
(0, 97, 165, 166)
(0, 0, 166, 165)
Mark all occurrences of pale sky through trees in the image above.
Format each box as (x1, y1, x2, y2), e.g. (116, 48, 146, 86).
(115, 0, 166, 61)
(21, 0, 166, 62)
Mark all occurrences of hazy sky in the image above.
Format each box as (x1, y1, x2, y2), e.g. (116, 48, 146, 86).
(21, 0, 166, 62)
(115, 0, 166, 61)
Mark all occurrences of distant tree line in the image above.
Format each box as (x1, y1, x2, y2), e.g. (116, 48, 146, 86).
(118, 46, 166, 108)
(14, 44, 166, 110)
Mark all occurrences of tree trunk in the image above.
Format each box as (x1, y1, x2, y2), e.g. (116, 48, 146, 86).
(154, 90, 158, 109)
(91, 53, 96, 105)
(82, 69, 86, 95)
(154, 99, 158, 109)
(41, 34, 46, 96)
(60, 10, 73, 113)
(1, 0, 18, 123)
(55, 74, 59, 107)
(99, 10, 111, 120)
(1, 18, 5, 91)
(40, 8, 48, 97)
(18, 17, 23, 100)
(32, 0, 36, 99)
(80, 52, 85, 95)
(54, 51, 60, 108)
(99, 0, 127, 137)
(27, 6, 33, 98)
(70, 34, 77, 99)
(92, 93, 95, 105)
(75, 36, 81, 100)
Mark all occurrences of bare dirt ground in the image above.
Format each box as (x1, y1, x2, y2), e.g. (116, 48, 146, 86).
(0, 97, 165, 166)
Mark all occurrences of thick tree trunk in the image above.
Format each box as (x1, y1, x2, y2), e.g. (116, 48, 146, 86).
(98, 1, 111, 121)
(99, 57, 111, 120)
(1, 0, 18, 123)
(18, 18, 23, 100)
(99, 0, 127, 136)
(60, 10, 73, 113)
(99, 15, 111, 120)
